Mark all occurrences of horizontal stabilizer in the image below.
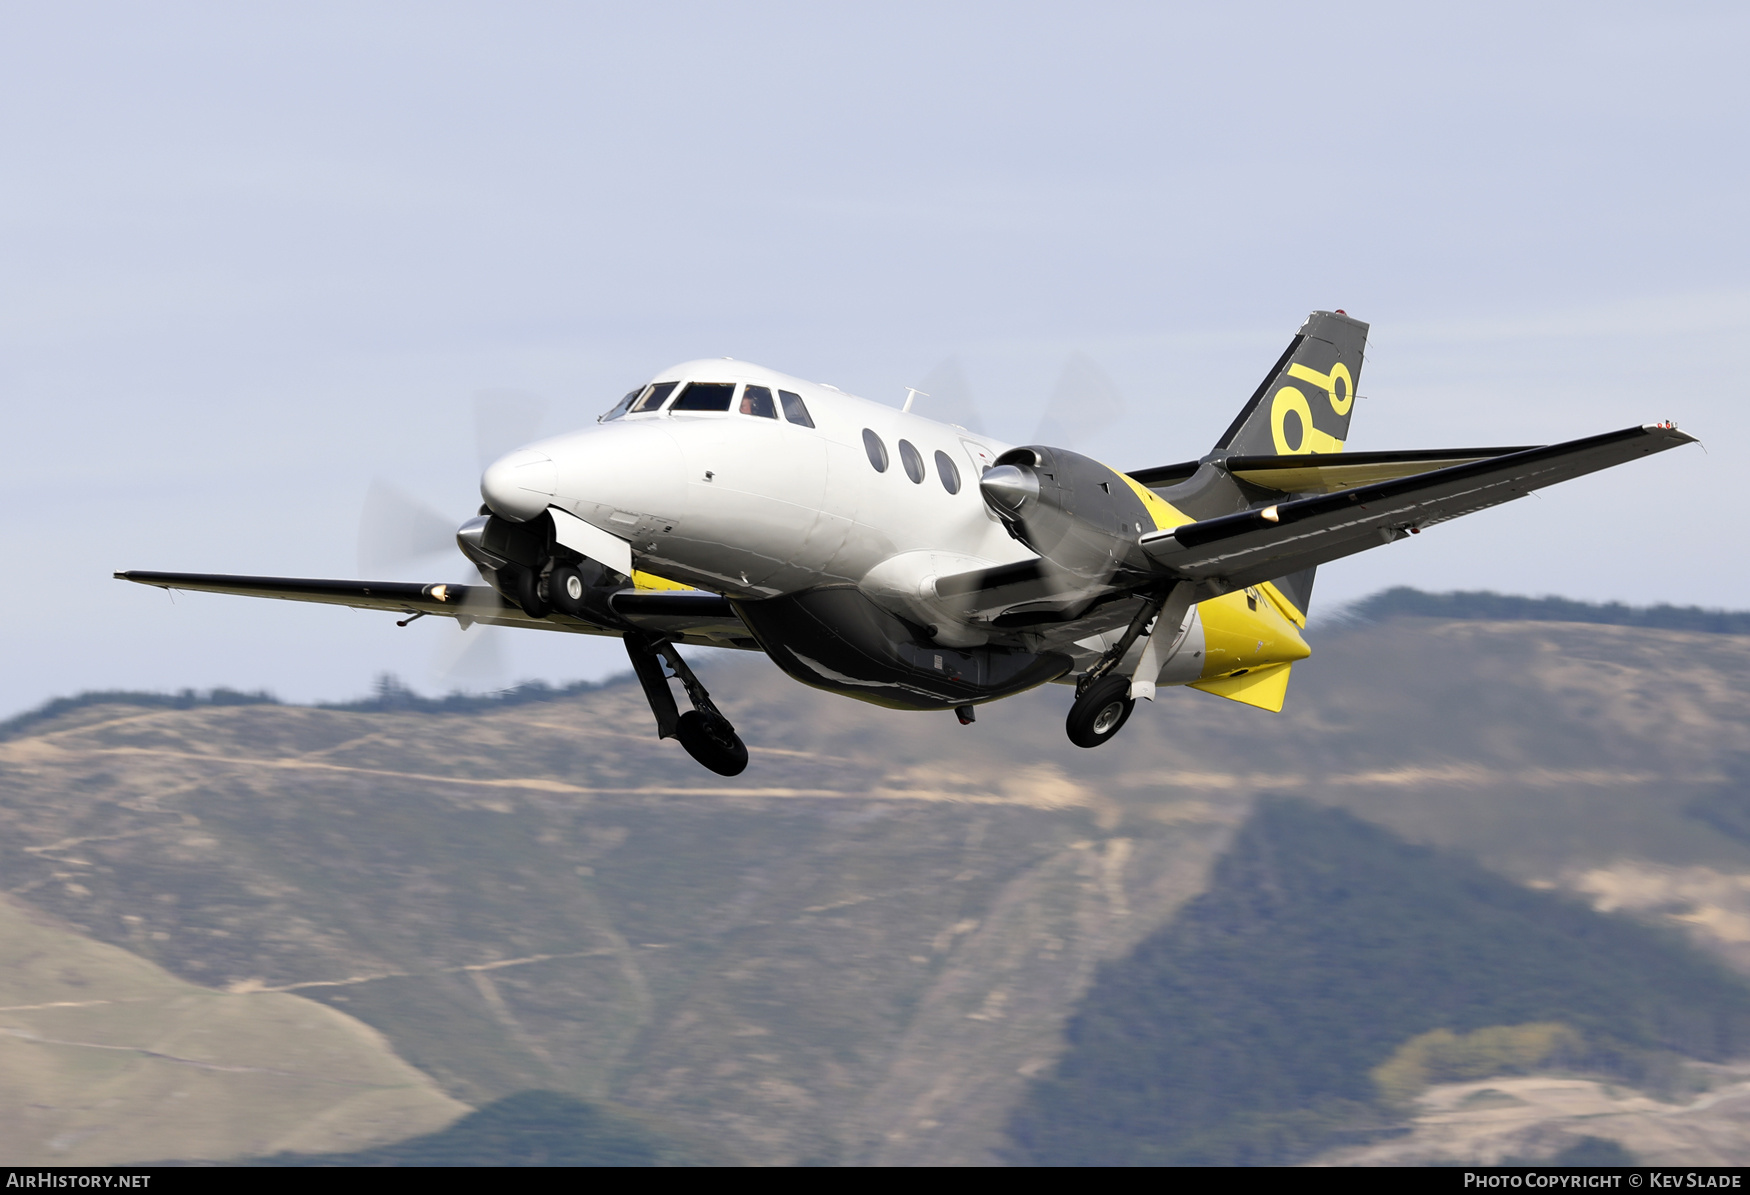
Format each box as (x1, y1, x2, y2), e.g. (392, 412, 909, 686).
(1140, 424, 1697, 590)
(1189, 662, 1294, 712)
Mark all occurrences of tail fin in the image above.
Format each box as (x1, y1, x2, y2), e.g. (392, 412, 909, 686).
(1212, 310, 1369, 458)
(1214, 310, 1369, 624)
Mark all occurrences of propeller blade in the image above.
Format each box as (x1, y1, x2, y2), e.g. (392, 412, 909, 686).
(433, 621, 507, 689)
(358, 480, 459, 574)
(1034, 353, 1126, 448)
(474, 390, 548, 470)
(433, 567, 511, 688)
(913, 357, 984, 434)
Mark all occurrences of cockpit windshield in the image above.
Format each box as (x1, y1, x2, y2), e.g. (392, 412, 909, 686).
(629, 381, 678, 414)
(604, 378, 814, 423)
(601, 387, 643, 421)
(671, 382, 737, 412)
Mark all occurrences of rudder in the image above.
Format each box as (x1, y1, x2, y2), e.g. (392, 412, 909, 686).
(1212, 310, 1369, 458)
(1215, 310, 1369, 624)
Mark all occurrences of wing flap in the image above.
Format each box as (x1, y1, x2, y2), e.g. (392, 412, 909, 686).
(1140, 425, 1696, 589)
(1223, 446, 1539, 493)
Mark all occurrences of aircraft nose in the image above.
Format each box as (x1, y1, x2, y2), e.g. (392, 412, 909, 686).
(481, 448, 558, 522)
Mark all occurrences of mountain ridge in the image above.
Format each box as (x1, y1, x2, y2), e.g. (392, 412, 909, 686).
(6, 602, 1750, 1163)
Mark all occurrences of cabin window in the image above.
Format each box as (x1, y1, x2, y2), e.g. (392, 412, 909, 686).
(898, 439, 925, 484)
(671, 382, 737, 412)
(862, 428, 889, 473)
(935, 450, 961, 494)
(630, 381, 678, 413)
(739, 385, 778, 419)
(779, 390, 814, 427)
(602, 387, 643, 421)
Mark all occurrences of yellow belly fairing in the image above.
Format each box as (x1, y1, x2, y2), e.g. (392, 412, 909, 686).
(1104, 460, 1310, 712)
(632, 570, 694, 592)
(1187, 588, 1311, 712)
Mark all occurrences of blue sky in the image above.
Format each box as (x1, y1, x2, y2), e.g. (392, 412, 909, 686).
(3, 2, 1746, 715)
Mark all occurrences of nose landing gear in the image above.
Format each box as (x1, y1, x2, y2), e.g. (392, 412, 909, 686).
(511, 564, 550, 619)
(674, 709, 749, 776)
(623, 633, 749, 776)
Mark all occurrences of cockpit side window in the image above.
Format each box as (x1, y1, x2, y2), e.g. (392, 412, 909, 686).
(779, 390, 815, 427)
(740, 385, 778, 419)
(602, 387, 643, 422)
(630, 381, 678, 413)
(671, 382, 737, 412)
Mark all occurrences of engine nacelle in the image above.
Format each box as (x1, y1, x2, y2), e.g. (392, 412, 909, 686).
(979, 446, 1161, 584)
(455, 509, 628, 622)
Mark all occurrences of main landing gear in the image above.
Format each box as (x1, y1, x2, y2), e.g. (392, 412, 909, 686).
(623, 633, 749, 776)
(1064, 584, 1191, 750)
(1066, 674, 1135, 748)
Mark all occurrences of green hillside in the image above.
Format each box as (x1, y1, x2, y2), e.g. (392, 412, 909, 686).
(1004, 799, 1750, 1166)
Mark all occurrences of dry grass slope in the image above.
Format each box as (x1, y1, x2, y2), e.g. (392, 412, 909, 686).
(4, 617, 1750, 1164)
(0, 894, 466, 1165)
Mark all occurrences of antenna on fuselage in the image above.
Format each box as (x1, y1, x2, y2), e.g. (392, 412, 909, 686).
(902, 387, 930, 413)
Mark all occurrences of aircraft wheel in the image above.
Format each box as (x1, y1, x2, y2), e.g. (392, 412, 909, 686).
(514, 566, 551, 619)
(548, 564, 588, 617)
(675, 711, 749, 776)
(1066, 675, 1135, 749)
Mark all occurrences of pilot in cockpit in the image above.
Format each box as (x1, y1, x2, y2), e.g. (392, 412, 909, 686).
(739, 385, 778, 419)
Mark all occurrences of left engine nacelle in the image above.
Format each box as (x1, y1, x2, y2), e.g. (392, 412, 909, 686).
(455, 510, 628, 622)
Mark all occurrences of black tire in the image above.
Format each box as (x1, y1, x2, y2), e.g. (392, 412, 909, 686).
(675, 710, 749, 776)
(547, 564, 588, 617)
(1065, 674, 1135, 749)
(513, 566, 550, 619)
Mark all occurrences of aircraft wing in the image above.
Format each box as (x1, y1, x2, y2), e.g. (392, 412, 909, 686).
(1219, 446, 1541, 493)
(113, 571, 758, 649)
(1139, 424, 1697, 590)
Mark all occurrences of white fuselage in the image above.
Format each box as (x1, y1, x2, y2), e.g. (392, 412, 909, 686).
(481, 359, 1039, 639)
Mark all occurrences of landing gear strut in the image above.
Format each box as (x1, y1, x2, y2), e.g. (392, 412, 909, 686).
(1064, 583, 1192, 749)
(623, 634, 749, 776)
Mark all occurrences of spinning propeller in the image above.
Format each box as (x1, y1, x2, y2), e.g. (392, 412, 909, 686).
(916, 353, 1142, 621)
(355, 391, 551, 687)
(912, 351, 1129, 451)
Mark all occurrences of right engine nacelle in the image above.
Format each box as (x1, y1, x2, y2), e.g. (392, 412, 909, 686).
(978, 445, 1165, 585)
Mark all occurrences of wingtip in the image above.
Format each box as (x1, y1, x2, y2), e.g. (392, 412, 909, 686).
(1644, 421, 1700, 445)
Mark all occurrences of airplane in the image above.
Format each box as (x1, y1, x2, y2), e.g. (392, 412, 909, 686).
(116, 311, 1697, 776)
